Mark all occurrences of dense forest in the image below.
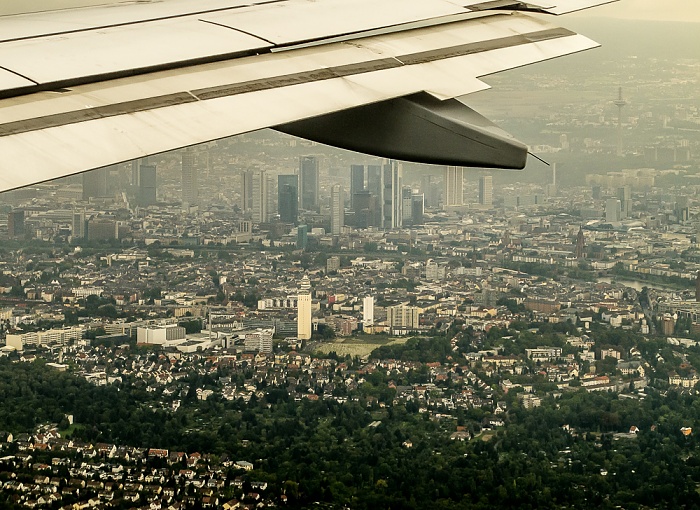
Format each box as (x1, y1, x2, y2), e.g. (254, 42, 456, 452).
(3, 359, 700, 508)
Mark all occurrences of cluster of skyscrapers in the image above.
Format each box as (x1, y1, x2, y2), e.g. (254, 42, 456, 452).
(346, 160, 425, 229)
(236, 156, 426, 231)
(88, 151, 496, 229)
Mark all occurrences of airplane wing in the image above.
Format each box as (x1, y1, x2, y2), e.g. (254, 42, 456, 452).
(0, 0, 616, 193)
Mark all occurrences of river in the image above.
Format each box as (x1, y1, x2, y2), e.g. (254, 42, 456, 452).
(596, 276, 681, 292)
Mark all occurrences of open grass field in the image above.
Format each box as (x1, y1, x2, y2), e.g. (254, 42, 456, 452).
(312, 336, 410, 358)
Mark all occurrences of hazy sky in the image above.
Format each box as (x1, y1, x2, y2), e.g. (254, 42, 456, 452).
(571, 0, 700, 22)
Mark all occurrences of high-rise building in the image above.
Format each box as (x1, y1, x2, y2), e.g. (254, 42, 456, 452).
(331, 184, 344, 235)
(387, 303, 420, 331)
(299, 156, 319, 210)
(181, 149, 198, 206)
(366, 164, 382, 196)
(382, 159, 402, 229)
(350, 165, 365, 209)
(478, 175, 493, 207)
(675, 196, 690, 223)
(444, 166, 464, 207)
(352, 190, 373, 228)
(278, 174, 298, 224)
(138, 163, 157, 206)
(617, 185, 631, 219)
(7, 209, 24, 238)
(421, 174, 439, 209)
(363, 296, 374, 328)
(605, 198, 622, 222)
(72, 210, 86, 239)
(411, 193, 425, 225)
(252, 169, 271, 223)
(82, 167, 108, 201)
(297, 275, 312, 340)
(401, 186, 413, 224)
(365, 164, 383, 227)
(241, 170, 254, 212)
(131, 160, 140, 187)
(575, 227, 585, 259)
(297, 224, 308, 250)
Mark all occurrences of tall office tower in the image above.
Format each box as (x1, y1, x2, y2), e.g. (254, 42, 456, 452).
(299, 156, 319, 210)
(443, 166, 464, 207)
(617, 185, 631, 219)
(82, 167, 108, 201)
(575, 227, 585, 259)
(382, 159, 403, 229)
(138, 163, 157, 206)
(411, 193, 425, 225)
(421, 174, 439, 208)
(72, 210, 86, 239)
(297, 274, 312, 340)
(676, 196, 690, 223)
(131, 160, 140, 187)
(181, 148, 198, 206)
(401, 186, 413, 223)
(352, 190, 372, 228)
(605, 198, 622, 222)
(297, 224, 308, 249)
(241, 170, 254, 212)
(478, 175, 493, 206)
(366, 164, 383, 227)
(252, 169, 271, 223)
(7, 209, 24, 238)
(366, 164, 382, 197)
(363, 296, 374, 328)
(331, 184, 344, 235)
(350, 165, 365, 209)
(592, 185, 602, 200)
(278, 174, 298, 224)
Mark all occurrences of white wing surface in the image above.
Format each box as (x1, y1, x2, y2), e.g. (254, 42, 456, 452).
(0, 0, 616, 192)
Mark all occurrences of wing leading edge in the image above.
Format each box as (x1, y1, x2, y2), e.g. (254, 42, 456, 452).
(0, 0, 616, 193)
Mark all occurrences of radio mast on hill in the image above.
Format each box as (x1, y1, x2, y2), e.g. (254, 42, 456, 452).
(614, 86, 627, 157)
